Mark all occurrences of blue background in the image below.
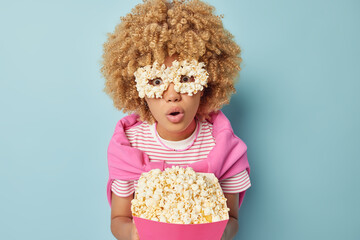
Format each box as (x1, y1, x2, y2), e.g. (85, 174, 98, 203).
(1, 0, 359, 239)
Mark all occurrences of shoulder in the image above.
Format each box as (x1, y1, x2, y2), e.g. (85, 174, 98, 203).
(113, 114, 143, 133)
(197, 120, 216, 143)
(207, 111, 247, 148)
(109, 114, 144, 146)
(207, 111, 235, 136)
(199, 120, 213, 133)
(125, 121, 151, 137)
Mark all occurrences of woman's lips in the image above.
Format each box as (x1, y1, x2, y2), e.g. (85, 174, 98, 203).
(166, 112, 184, 123)
(166, 106, 184, 123)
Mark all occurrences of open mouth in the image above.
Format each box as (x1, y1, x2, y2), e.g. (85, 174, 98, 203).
(166, 108, 184, 123)
(169, 112, 180, 116)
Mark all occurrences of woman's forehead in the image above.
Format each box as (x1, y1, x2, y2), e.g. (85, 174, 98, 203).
(163, 54, 179, 68)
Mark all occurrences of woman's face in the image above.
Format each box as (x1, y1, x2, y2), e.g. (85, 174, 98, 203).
(145, 55, 202, 141)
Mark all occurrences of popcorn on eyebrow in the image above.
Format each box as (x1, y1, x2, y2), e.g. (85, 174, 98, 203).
(134, 60, 209, 99)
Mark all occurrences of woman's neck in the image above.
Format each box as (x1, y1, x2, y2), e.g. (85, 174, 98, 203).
(156, 119, 196, 141)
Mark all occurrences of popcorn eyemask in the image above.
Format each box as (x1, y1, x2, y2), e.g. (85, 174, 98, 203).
(134, 60, 209, 99)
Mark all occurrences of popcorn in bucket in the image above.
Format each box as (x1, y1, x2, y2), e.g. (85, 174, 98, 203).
(131, 166, 229, 240)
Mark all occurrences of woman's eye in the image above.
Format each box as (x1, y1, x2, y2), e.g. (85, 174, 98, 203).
(149, 78, 163, 86)
(180, 75, 194, 83)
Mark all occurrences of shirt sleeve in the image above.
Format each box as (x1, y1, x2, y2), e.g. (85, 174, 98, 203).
(111, 179, 135, 197)
(220, 170, 251, 194)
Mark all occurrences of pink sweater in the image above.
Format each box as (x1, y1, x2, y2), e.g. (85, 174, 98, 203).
(107, 111, 250, 208)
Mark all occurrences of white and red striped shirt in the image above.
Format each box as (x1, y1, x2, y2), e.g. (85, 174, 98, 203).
(111, 120, 251, 197)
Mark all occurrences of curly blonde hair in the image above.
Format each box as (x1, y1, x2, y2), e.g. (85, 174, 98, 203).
(101, 0, 242, 123)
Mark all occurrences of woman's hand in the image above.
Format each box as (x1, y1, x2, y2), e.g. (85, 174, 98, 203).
(220, 193, 240, 240)
(131, 220, 140, 240)
(111, 193, 138, 240)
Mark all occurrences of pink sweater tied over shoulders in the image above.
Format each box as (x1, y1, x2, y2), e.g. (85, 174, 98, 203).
(107, 111, 250, 208)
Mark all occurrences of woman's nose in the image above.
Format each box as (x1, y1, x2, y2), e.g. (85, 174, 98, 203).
(163, 83, 181, 102)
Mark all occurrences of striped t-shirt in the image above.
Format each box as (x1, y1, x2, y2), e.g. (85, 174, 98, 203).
(111, 120, 251, 197)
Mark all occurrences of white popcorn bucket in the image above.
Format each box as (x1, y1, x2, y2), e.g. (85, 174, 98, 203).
(133, 216, 228, 240)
